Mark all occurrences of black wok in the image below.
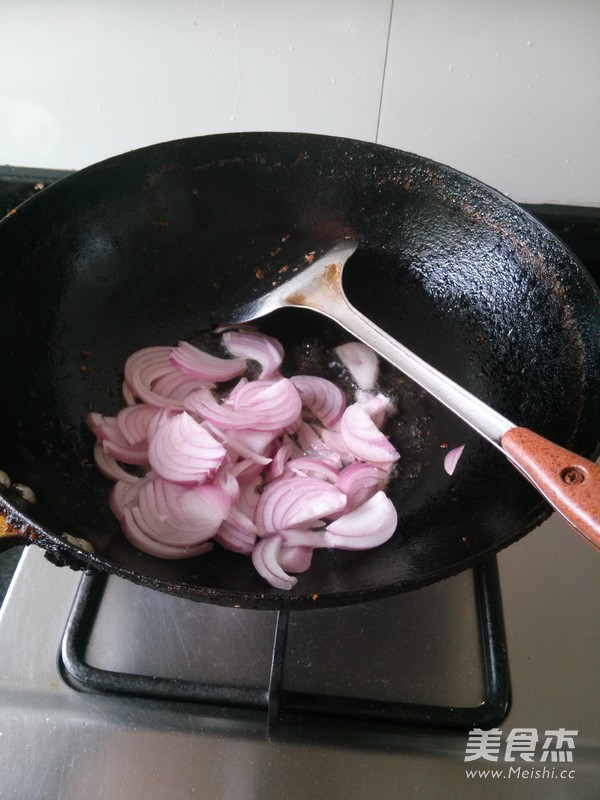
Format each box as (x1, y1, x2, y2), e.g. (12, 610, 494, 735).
(0, 132, 599, 610)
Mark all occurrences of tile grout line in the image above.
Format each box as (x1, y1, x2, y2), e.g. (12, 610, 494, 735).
(375, 0, 395, 144)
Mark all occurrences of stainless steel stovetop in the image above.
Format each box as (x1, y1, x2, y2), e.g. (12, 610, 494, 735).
(0, 511, 598, 799)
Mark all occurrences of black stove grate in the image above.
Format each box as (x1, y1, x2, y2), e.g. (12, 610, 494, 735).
(59, 556, 510, 730)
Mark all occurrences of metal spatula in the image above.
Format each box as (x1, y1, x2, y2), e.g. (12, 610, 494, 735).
(220, 240, 600, 550)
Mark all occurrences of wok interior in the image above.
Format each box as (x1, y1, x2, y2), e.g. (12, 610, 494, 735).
(1, 133, 598, 608)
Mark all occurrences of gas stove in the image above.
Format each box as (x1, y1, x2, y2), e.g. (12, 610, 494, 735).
(0, 169, 599, 799)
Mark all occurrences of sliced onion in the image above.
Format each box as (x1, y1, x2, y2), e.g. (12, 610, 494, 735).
(229, 379, 300, 424)
(122, 508, 214, 560)
(109, 475, 148, 518)
(222, 376, 249, 403)
(151, 370, 215, 404)
(86, 412, 121, 442)
(319, 428, 356, 465)
(251, 535, 298, 590)
(116, 404, 162, 446)
(229, 457, 266, 481)
(102, 438, 149, 466)
(90, 331, 403, 590)
(109, 479, 132, 518)
(133, 476, 231, 545)
(170, 340, 247, 382)
(212, 465, 241, 504)
(202, 420, 273, 465)
(221, 329, 284, 380)
(124, 347, 185, 408)
(147, 411, 226, 483)
(93, 442, 140, 483)
(89, 412, 150, 465)
(340, 403, 400, 464)
(359, 392, 392, 429)
(122, 379, 137, 406)
(284, 456, 339, 483)
(336, 462, 388, 511)
(235, 467, 263, 521)
(444, 444, 465, 476)
(277, 545, 314, 573)
(334, 341, 379, 391)
(324, 491, 397, 550)
(123, 346, 214, 409)
(289, 375, 346, 429)
(280, 529, 327, 548)
(269, 441, 293, 479)
(185, 378, 302, 432)
(222, 427, 275, 458)
(177, 482, 232, 536)
(146, 407, 178, 441)
(215, 506, 258, 555)
(255, 475, 346, 535)
(295, 422, 343, 467)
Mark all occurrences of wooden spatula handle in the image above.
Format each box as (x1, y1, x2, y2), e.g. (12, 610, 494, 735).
(501, 427, 600, 550)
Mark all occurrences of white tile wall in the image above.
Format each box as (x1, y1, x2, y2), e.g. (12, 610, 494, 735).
(1, 0, 598, 205)
(379, 0, 600, 205)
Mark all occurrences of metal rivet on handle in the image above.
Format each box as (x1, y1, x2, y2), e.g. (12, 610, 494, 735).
(561, 467, 586, 485)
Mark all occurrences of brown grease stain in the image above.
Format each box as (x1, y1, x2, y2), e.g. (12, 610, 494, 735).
(324, 261, 342, 285)
(285, 261, 343, 307)
(287, 291, 307, 305)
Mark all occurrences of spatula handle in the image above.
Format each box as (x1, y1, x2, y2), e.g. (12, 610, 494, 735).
(501, 427, 600, 551)
(304, 273, 600, 551)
